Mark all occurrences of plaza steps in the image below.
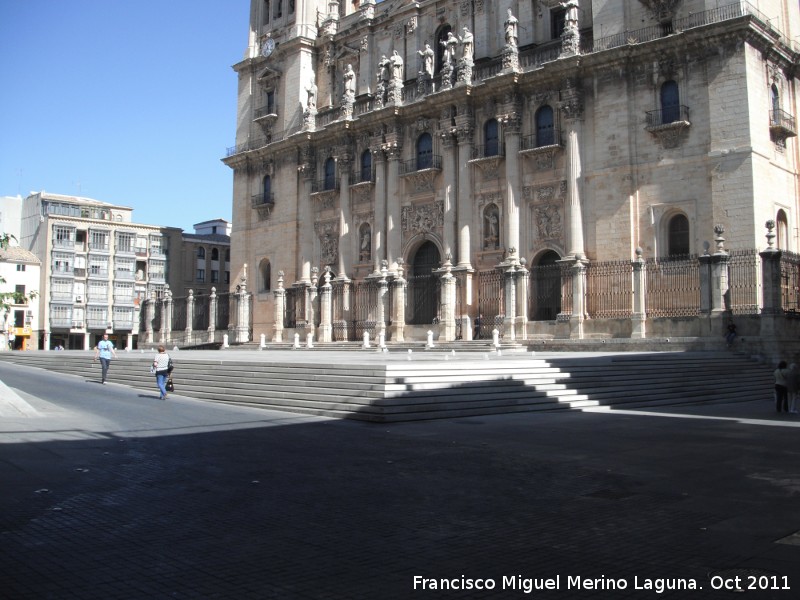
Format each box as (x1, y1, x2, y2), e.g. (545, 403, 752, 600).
(0, 350, 774, 422)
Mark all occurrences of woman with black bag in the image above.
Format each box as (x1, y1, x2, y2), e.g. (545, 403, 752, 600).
(152, 345, 173, 400)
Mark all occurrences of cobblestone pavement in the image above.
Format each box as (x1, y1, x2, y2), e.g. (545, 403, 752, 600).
(1, 358, 799, 599)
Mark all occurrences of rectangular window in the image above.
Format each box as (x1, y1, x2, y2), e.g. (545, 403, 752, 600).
(197, 269, 206, 282)
(53, 225, 75, 247)
(52, 252, 72, 273)
(14, 310, 24, 327)
(15, 285, 26, 305)
(266, 90, 275, 114)
(90, 230, 109, 251)
(225, 271, 230, 284)
(211, 270, 219, 283)
(116, 232, 135, 253)
(16, 264, 26, 271)
(551, 8, 566, 39)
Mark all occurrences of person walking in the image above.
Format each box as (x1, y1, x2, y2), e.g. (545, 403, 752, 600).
(152, 345, 172, 400)
(788, 363, 800, 414)
(93, 333, 117, 384)
(774, 360, 790, 413)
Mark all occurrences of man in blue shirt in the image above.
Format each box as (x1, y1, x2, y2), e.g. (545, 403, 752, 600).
(93, 333, 117, 384)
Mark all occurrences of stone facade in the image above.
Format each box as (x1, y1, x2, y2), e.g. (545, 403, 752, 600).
(224, 0, 800, 341)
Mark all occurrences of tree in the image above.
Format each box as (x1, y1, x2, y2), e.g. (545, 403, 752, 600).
(1, 233, 39, 313)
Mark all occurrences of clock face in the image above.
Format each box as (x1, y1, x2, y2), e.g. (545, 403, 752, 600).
(262, 38, 275, 57)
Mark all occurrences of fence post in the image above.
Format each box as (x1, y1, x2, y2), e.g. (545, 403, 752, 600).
(516, 260, 529, 341)
(760, 220, 783, 338)
(376, 261, 388, 342)
(320, 266, 333, 343)
(208, 287, 217, 344)
(390, 258, 406, 342)
(631, 248, 646, 338)
(568, 255, 588, 340)
(500, 252, 518, 341)
(162, 287, 173, 345)
(307, 267, 319, 342)
(699, 225, 730, 316)
(273, 271, 285, 343)
(234, 265, 251, 344)
(185, 289, 194, 344)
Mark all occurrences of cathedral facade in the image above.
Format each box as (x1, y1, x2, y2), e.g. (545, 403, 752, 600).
(224, 0, 800, 342)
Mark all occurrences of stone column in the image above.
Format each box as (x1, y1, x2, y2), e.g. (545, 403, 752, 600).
(273, 271, 286, 343)
(319, 267, 333, 343)
(501, 261, 517, 341)
(234, 266, 250, 343)
(372, 148, 387, 275)
(440, 258, 457, 342)
(208, 287, 217, 344)
(376, 261, 388, 340)
(307, 267, 319, 340)
(161, 288, 173, 345)
(389, 259, 407, 342)
(502, 116, 521, 256)
(298, 148, 315, 283)
(385, 144, 402, 272)
(515, 261, 529, 340)
(185, 289, 194, 343)
(631, 248, 647, 339)
(760, 220, 783, 338)
(337, 156, 352, 278)
(440, 130, 457, 261)
(456, 127, 473, 268)
(145, 292, 155, 345)
(569, 258, 588, 339)
(562, 80, 586, 259)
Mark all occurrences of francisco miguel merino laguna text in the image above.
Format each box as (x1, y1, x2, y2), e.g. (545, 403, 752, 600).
(413, 575, 701, 594)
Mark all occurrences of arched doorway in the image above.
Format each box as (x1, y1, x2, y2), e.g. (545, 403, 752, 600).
(407, 241, 441, 325)
(530, 250, 562, 321)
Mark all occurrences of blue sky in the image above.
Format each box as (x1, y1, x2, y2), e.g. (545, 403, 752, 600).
(0, 0, 249, 231)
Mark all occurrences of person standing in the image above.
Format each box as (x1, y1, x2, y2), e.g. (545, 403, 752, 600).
(152, 345, 172, 400)
(93, 333, 117, 384)
(788, 363, 800, 414)
(774, 360, 790, 413)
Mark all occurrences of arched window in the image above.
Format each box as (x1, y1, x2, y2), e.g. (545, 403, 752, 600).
(260, 260, 271, 292)
(661, 80, 680, 124)
(535, 105, 554, 147)
(484, 119, 500, 157)
(435, 25, 452, 74)
(777, 210, 789, 249)
(771, 84, 781, 122)
(360, 149, 372, 183)
(211, 248, 219, 261)
(225, 249, 230, 261)
(197, 247, 206, 259)
(416, 132, 433, 170)
(668, 214, 690, 256)
(262, 175, 272, 204)
(324, 157, 336, 190)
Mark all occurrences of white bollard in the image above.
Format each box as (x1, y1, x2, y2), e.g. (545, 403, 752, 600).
(260, 333, 266, 349)
(426, 330, 435, 349)
(223, 334, 230, 348)
(363, 331, 370, 349)
(293, 333, 301, 349)
(379, 333, 386, 350)
(492, 328, 500, 348)
(306, 333, 314, 348)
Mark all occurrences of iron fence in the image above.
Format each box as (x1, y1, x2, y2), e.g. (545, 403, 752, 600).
(780, 250, 800, 313)
(645, 255, 700, 317)
(332, 280, 350, 341)
(586, 260, 633, 319)
(216, 293, 231, 331)
(352, 279, 379, 338)
(406, 274, 440, 325)
(193, 295, 210, 330)
(172, 296, 187, 331)
(727, 249, 761, 315)
(529, 263, 567, 321)
(284, 288, 298, 329)
(476, 270, 503, 339)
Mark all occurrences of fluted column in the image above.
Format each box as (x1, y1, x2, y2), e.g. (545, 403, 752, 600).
(337, 156, 352, 278)
(185, 289, 194, 341)
(386, 144, 402, 272)
(372, 149, 387, 275)
(298, 159, 315, 283)
(566, 128, 585, 258)
(319, 267, 333, 343)
(456, 129, 473, 268)
(440, 130, 457, 262)
(502, 116, 521, 256)
(272, 271, 286, 343)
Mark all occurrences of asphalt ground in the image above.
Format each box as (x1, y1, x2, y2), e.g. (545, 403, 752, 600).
(1, 354, 799, 600)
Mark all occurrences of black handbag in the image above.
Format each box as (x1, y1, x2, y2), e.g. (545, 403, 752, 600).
(166, 377, 174, 392)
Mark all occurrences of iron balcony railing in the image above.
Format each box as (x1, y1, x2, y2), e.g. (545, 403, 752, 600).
(251, 192, 275, 208)
(520, 129, 562, 150)
(311, 178, 340, 194)
(400, 155, 442, 175)
(254, 105, 277, 119)
(471, 143, 505, 160)
(770, 109, 797, 136)
(351, 168, 375, 185)
(646, 105, 690, 127)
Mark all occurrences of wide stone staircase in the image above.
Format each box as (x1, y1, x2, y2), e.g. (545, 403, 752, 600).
(0, 349, 774, 422)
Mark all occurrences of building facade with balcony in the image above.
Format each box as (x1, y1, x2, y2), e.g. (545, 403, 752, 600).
(163, 219, 232, 298)
(20, 192, 171, 350)
(224, 0, 800, 342)
(0, 244, 41, 351)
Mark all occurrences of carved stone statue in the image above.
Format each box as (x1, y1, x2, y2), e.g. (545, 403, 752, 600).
(390, 50, 404, 81)
(360, 226, 371, 262)
(343, 64, 356, 100)
(377, 54, 390, 83)
(484, 207, 500, 249)
(504, 9, 519, 48)
(306, 78, 318, 110)
(417, 42, 434, 77)
(459, 27, 474, 62)
(441, 32, 458, 64)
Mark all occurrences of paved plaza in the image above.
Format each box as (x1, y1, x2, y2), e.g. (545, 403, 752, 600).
(1, 354, 799, 599)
